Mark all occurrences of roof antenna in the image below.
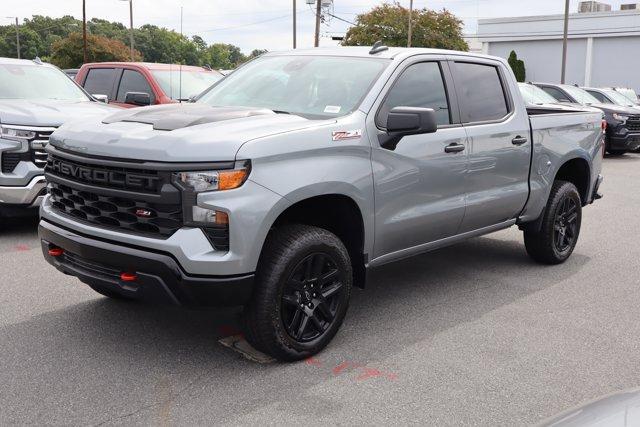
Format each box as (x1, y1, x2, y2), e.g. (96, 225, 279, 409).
(369, 41, 388, 55)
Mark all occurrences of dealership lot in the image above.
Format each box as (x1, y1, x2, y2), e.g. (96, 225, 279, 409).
(0, 155, 639, 425)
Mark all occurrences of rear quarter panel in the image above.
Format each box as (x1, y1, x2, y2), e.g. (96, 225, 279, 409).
(520, 111, 603, 222)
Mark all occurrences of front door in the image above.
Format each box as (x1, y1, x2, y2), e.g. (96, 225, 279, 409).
(369, 60, 469, 260)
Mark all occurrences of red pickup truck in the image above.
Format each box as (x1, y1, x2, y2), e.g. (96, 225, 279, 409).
(75, 62, 223, 108)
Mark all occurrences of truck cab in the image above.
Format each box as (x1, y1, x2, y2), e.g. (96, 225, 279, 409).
(75, 62, 223, 108)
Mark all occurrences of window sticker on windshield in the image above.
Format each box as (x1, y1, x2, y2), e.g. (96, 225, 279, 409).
(324, 105, 341, 114)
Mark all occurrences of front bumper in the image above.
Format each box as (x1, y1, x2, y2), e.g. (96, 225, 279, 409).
(0, 175, 47, 206)
(608, 133, 640, 151)
(39, 219, 254, 307)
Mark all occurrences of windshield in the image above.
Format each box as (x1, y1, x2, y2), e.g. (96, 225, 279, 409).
(614, 88, 638, 103)
(0, 63, 89, 101)
(151, 69, 223, 100)
(603, 89, 636, 107)
(519, 83, 558, 105)
(197, 55, 389, 119)
(562, 85, 600, 105)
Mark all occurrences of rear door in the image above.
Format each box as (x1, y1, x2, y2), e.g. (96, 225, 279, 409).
(369, 57, 469, 260)
(449, 58, 531, 233)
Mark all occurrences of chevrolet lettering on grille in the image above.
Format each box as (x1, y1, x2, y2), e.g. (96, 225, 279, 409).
(48, 158, 159, 191)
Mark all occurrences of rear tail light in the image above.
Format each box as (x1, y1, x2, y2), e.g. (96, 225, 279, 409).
(601, 120, 607, 131)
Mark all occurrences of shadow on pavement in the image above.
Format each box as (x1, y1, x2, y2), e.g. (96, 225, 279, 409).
(0, 234, 590, 424)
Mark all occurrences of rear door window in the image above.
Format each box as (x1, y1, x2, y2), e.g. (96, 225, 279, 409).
(82, 68, 117, 99)
(451, 62, 509, 123)
(540, 86, 569, 102)
(116, 69, 155, 103)
(377, 61, 451, 127)
(586, 90, 609, 103)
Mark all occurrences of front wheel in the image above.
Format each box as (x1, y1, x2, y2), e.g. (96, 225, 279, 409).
(242, 224, 352, 361)
(524, 180, 582, 265)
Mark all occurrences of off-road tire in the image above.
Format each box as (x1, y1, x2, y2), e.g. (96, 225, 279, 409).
(524, 180, 582, 265)
(243, 224, 352, 362)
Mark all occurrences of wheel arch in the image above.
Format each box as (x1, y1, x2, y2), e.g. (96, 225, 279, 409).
(259, 189, 369, 289)
(553, 156, 591, 206)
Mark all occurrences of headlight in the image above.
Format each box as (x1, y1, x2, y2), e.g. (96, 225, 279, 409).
(175, 160, 250, 193)
(0, 125, 36, 142)
(612, 113, 629, 122)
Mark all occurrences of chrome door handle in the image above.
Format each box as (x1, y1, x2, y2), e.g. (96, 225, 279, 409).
(512, 136, 528, 145)
(444, 143, 465, 153)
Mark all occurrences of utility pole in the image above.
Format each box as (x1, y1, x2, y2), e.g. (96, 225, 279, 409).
(82, 0, 87, 63)
(314, 0, 321, 47)
(293, 0, 297, 49)
(14, 17, 20, 59)
(128, 0, 134, 60)
(407, 0, 413, 47)
(560, 0, 570, 84)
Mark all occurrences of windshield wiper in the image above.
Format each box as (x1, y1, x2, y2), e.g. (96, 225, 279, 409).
(271, 110, 291, 115)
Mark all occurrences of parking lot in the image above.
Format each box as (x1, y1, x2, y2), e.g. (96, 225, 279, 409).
(0, 154, 638, 425)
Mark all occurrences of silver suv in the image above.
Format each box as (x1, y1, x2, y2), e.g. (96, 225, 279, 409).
(39, 47, 603, 361)
(0, 58, 115, 217)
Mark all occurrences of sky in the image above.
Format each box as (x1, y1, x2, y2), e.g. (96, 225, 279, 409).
(2, 0, 635, 53)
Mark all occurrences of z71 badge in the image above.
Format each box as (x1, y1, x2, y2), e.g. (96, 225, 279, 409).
(332, 129, 362, 141)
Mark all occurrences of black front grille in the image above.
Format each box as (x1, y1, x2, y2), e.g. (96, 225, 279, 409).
(45, 155, 161, 193)
(48, 181, 183, 237)
(627, 116, 640, 132)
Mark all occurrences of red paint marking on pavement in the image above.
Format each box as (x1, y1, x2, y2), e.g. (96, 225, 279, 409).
(356, 367, 384, 381)
(332, 361, 351, 375)
(305, 356, 322, 366)
(14, 244, 30, 252)
(386, 373, 398, 381)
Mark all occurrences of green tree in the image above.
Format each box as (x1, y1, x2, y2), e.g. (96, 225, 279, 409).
(50, 32, 142, 68)
(508, 50, 526, 82)
(342, 2, 468, 51)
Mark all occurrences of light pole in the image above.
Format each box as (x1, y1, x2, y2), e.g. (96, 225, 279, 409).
(119, 0, 134, 61)
(5, 17, 20, 59)
(560, 0, 570, 84)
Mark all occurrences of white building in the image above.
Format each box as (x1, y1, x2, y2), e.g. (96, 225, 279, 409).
(477, 5, 640, 92)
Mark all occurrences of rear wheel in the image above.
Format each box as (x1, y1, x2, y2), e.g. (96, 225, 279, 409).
(243, 224, 352, 361)
(524, 180, 582, 265)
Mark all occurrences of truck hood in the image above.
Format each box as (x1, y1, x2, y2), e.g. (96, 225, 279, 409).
(0, 99, 117, 127)
(589, 103, 640, 115)
(49, 103, 333, 162)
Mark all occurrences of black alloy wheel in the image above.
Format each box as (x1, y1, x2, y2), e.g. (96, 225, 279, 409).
(553, 197, 579, 253)
(281, 252, 344, 343)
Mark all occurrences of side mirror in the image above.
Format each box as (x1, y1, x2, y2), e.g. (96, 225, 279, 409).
(124, 91, 151, 106)
(380, 106, 438, 150)
(92, 94, 108, 103)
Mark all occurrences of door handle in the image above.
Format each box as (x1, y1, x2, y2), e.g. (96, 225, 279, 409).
(444, 143, 465, 153)
(512, 136, 528, 145)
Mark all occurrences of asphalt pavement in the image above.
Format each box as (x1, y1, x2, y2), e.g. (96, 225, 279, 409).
(1, 155, 640, 426)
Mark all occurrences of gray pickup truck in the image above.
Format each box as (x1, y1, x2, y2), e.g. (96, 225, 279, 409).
(0, 58, 115, 218)
(39, 46, 604, 361)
